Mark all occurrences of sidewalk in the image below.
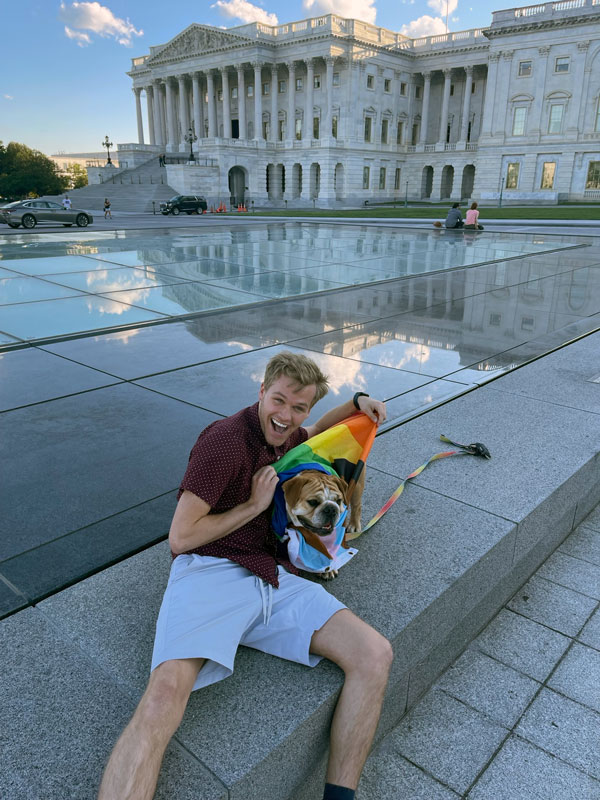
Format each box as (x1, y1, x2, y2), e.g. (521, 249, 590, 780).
(360, 506, 600, 799)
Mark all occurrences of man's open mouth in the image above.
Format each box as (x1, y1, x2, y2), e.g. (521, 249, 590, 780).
(271, 418, 288, 434)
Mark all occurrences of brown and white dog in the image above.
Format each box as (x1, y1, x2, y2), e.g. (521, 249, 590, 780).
(281, 468, 365, 578)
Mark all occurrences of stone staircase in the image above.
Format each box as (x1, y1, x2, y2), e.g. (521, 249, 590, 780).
(42, 156, 177, 213)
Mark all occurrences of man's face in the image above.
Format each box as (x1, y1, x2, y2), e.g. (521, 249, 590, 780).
(258, 376, 316, 446)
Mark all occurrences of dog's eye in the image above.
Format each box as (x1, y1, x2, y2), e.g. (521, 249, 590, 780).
(308, 499, 319, 507)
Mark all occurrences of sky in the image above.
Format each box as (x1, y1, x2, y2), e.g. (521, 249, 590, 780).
(2, 0, 501, 157)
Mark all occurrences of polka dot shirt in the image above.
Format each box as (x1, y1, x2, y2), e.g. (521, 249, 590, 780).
(177, 402, 308, 587)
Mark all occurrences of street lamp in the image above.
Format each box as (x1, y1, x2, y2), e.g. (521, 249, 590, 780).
(102, 135, 113, 166)
(405, 180, 409, 208)
(499, 171, 507, 208)
(184, 127, 198, 162)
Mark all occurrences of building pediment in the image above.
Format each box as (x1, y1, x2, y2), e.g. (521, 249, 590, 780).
(510, 93, 534, 103)
(147, 24, 252, 65)
(545, 90, 571, 100)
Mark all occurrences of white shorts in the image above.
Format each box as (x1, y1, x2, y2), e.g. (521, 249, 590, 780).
(151, 554, 346, 691)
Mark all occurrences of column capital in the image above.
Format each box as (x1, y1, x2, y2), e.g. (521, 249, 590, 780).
(443, 68, 452, 78)
(252, 60, 263, 71)
(488, 52, 501, 63)
(538, 46, 550, 57)
(325, 56, 335, 66)
(193, 71, 204, 80)
(502, 50, 515, 61)
(465, 65, 474, 76)
(286, 61, 297, 74)
(422, 71, 432, 80)
(305, 58, 316, 70)
(233, 63, 246, 72)
(133, 86, 143, 95)
(577, 40, 590, 52)
(270, 63, 278, 75)
(394, 70, 402, 79)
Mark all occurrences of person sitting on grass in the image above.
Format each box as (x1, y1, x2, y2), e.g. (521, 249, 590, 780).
(464, 201, 484, 230)
(444, 202, 464, 229)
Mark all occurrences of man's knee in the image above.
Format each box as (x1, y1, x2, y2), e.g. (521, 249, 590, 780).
(349, 629, 393, 682)
(138, 659, 201, 727)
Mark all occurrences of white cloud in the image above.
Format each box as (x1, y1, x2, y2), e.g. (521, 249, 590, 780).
(400, 14, 447, 37)
(427, 0, 458, 15)
(64, 25, 92, 46)
(3, 94, 14, 100)
(59, 2, 143, 47)
(303, 0, 376, 24)
(211, 0, 278, 25)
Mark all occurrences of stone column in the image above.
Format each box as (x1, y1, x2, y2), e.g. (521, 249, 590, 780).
(207, 70, 217, 137)
(568, 41, 589, 135)
(192, 73, 203, 142)
(304, 59, 314, 143)
(165, 79, 177, 149)
(287, 61, 296, 141)
(253, 61, 263, 140)
(493, 51, 514, 137)
(418, 72, 432, 145)
(437, 69, 452, 146)
(403, 76, 414, 145)
(236, 65, 246, 140)
(345, 60, 359, 141)
(529, 47, 549, 138)
(270, 64, 278, 142)
(480, 52, 500, 138)
(134, 87, 144, 144)
(146, 85, 156, 145)
(324, 57, 334, 140)
(459, 66, 474, 144)
(178, 76, 190, 146)
(222, 68, 231, 139)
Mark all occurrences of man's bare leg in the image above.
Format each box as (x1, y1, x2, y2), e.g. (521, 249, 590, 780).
(98, 657, 204, 800)
(310, 609, 393, 790)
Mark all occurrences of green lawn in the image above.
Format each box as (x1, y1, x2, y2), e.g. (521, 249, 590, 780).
(242, 205, 600, 220)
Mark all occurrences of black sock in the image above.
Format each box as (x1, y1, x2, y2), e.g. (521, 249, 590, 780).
(323, 783, 355, 800)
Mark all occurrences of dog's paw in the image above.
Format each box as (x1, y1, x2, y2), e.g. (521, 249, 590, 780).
(320, 569, 339, 580)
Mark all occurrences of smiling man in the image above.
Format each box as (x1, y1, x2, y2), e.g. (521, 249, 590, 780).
(98, 351, 392, 800)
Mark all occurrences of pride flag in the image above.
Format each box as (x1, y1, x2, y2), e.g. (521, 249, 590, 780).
(271, 412, 377, 539)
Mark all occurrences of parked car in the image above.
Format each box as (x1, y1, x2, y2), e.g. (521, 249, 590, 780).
(160, 195, 207, 215)
(0, 200, 93, 229)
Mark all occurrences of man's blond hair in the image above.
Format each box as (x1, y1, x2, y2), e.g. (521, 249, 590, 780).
(263, 351, 329, 407)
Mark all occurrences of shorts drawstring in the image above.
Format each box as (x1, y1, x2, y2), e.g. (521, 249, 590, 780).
(255, 576, 273, 626)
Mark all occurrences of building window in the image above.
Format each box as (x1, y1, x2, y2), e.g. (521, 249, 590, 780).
(204, 92, 208, 103)
(295, 118, 302, 140)
(217, 89, 223, 101)
(521, 316, 535, 331)
(415, 85, 422, 99)
(450, 84, 455, 96)
(296, 77, 303, 91)
(314, 74, 321, 89)
(247, 85, 253, 97)
(506, 162, 520, 189)
(512, 106, 527, 136)
(400, 82, 407, 96)
(278, 119, 285, 140)
(363, 166, 370, 189)
(585, 161, 600, 189)
(278, 80, 286, 93)
(384, 79, 391, 92)
(379, 168, 386, 189)
(247, 121, 254, 138)
(489, 313, 501, 326)
(555, 56, 570, 73)
(332, 115, 338, 138)
(397, 121, 404, 144)
(548, 104, 563, 134)
(313, 117, 320, 139)
(262, 83, 270, 96)
(411, 123, 419, 145)
(262, 120, 270, 139)
(364, 117, 372, 142)
(472, 82, 476, 93)
(540, 162, 556, 190)
(367, 75, 374, 89)
(333, 72, 340, 86)
(381, 119, 388, 144)
(394, 167, 401, 190)
(518, 60, 532, 77)
(231, 87, 238, 100)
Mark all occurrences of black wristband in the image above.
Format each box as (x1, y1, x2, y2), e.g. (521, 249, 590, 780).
(353, 392, 369, 410)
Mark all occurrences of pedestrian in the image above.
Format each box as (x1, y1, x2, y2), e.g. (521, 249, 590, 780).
(444, 202, 464, 229)
(98, 351, 392, 800)
(62, 195, 72, 210)
(464, 201, 484, 230)
(103, 198, 112, 219)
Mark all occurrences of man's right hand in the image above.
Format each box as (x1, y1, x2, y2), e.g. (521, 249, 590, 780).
(249, 465, 279, 514)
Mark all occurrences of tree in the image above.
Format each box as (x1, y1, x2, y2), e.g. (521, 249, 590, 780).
(65, 162, 89, 189)
(0, 141, 69, 198)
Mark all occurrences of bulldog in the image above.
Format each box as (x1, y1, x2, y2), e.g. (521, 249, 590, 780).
(281, 468, 365, 579)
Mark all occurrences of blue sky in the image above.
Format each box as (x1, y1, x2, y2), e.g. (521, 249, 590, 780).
(2, 0, 500, 156)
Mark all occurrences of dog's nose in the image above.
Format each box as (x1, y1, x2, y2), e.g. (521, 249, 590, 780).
(322, 503, 338, 520)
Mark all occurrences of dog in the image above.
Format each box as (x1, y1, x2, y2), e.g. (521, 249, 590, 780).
(281, 468, 365, 579)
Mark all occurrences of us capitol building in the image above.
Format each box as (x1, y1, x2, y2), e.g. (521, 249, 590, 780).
(116, 0, 600, 207)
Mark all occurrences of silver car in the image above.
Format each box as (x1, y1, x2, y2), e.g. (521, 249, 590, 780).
(0, 200, 93, 229)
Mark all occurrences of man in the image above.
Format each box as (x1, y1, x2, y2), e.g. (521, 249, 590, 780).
(444, 202, 464, 229)
(98, 351, 393, 800)
(62, 195, 72, 210)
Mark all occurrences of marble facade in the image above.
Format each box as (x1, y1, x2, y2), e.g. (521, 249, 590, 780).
(123, 1, 600, 206)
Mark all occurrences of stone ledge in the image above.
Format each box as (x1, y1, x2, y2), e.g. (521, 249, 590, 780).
(1, 332, 598, 799)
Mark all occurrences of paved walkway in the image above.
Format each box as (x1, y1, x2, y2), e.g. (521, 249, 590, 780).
(360, 504, 600, 799)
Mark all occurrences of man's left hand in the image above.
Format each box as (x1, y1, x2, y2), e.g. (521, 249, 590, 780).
(357, 396, 387, 425)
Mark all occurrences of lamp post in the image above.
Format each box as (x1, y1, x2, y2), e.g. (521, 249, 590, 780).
(102, 135, 113, 166)
(184, 127, 198, 162)
(499, 172, 507, 208)
(405, 180, 409, 207)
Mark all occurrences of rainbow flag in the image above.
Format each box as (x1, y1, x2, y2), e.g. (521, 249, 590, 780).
(271, 412, 377, 539)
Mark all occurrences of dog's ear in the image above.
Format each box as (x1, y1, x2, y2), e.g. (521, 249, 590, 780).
(332, 475, 349, 504)
(282, 475, 306, 509)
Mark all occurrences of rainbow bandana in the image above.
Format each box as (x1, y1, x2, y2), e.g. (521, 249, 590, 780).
(271, 412, 377, 572)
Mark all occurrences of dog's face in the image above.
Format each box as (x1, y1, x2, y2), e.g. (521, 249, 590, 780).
(282, 470, 348, 536)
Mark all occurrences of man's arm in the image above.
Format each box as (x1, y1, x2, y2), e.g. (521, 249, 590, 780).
(169, 465, 279, 554)
(304, 395, 386, 439)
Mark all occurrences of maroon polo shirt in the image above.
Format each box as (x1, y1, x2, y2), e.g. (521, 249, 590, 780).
(176, 402, 308, 587)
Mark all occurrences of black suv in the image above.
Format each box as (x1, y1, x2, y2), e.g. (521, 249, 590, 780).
(160, 195, 207, 215)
